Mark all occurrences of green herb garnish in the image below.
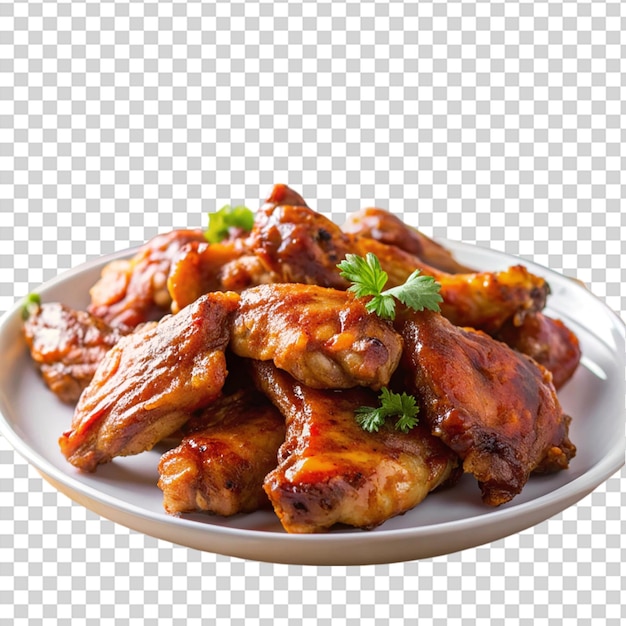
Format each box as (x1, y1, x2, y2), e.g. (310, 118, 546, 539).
(337, 252, 443, 320)
(21, 293, 41, 320)
(205, 204, 254, 244)
(354, 387, 420, 433)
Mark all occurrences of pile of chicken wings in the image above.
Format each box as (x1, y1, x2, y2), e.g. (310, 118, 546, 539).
(23, 185, 579, 533)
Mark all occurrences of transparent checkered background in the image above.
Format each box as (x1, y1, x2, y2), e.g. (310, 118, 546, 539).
(1, 0, 625, 624)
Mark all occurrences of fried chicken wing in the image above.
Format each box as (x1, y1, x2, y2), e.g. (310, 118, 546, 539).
(353, 236, 548, 334)
(167, 240, 274, 312)
(252, 361, 459, 533)
(397, 309, 575, 506)
(88, 229, 206, 327)
(230, 283, 403, 390)
(343, 206, 474, 274)
(157, 387, 285, 516)
(494, 312, 581, 389)
(59, 292, 240, 472)
(249, 190, 548, 333)
(22, 302, 131, 403)
(250, 202, 351, 289)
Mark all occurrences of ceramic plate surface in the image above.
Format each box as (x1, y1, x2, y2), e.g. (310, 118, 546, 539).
(0, 241, 624, 565)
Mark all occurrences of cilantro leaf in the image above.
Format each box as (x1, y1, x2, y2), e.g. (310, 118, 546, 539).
(364, 293, 397, 320)
(205, 204, 254, 244)
(384, 270, 443, 313)
(354, 404, 387, 433)
(354, 387, 420, 433)
(337, 253, 388, 299)
(337, 253, 442, 320)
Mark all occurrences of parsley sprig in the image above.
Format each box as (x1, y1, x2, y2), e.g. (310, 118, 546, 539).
(205, 204, 254, 244)
(337, 252, 443, 320)
(355, 387, 420, 433)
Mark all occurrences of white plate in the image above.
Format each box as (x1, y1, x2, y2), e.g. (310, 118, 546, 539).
(0, 241, 624, 565)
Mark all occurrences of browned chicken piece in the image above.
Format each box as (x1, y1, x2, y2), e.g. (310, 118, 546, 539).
(23, 302, 131, 403)
(263, 182, 309, 209)
(397, 309, 576, 506)
(157, 387, 286, 516)
(167, 240, 274, 312)
(495, 312, 581, 390)
(249, 201, 351, 289)
(342, 206, 579, 377)
(353, 236, 548, 334)
(343, 206, 475, 274)
(252, 361, 459, 533)
(59, 291, 240, 472)
(249, 192, 549, 333)
(88, 229, 206, 327)
(230, 283, 403, 390)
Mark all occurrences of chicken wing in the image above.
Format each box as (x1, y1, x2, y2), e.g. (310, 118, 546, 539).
(249, 190, 548, 333)
(157, 387, 285, 516)
(494, 312, 581, 389)
(343, 206, 474, 274)
(22, 302, 131, 403)
(167, 240, 274, 312)
(252, 361, 459, 533)
(59, 291, 240, 471)
(250, 202, 351, 289)
(397, 309, 575, 506)
(230, 283, 403, 390)
(352, 236, 548, 334)
(88, 229, 206, 327)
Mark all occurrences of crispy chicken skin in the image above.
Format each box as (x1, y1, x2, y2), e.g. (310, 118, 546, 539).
(88, 229, 206, 327)
(230, 283, 403, 390)
(494, 312, 581, 389)
(157, 387, 286, 516)
(249, 194, 548, 333)
(22, 302, 131, 403)
(343, 206, 475, 274)
(398, 310, 575, 506)
(253, 362, 459, 533)
(59, 292, 240, 472)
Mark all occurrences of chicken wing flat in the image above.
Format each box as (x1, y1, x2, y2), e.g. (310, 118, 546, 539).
(59, 291, 240, 472)
(230, 283, 403, 390)
(88, 229, 206, 327)
(23, 302, 131, 403)
(494, 312, 581, 390)
(157, 387, 285, 516)
(252, 361, 459, 533)
(397, 310, 575, 506)
(342, 206, 474, 274)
